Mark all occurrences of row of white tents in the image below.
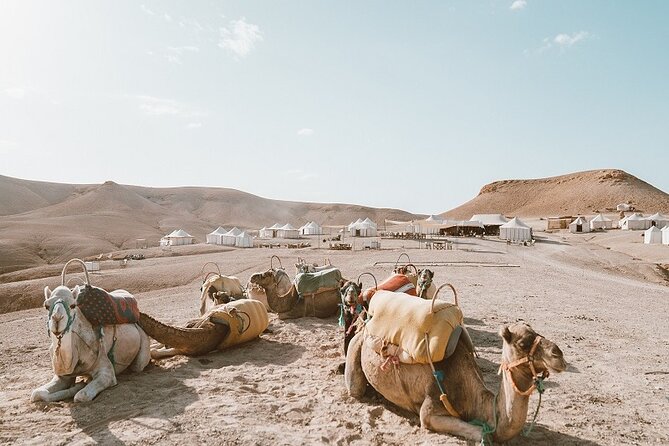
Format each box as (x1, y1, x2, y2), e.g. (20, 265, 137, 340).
(348, 218, 378, 237)
(389, 214, 533, 242)
(568, 212, 669, 233)
(206, 226, 254, 247)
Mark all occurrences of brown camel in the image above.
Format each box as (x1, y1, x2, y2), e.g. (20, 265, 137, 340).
(345, 321, 566, 443)
(248, 269, 342, 319)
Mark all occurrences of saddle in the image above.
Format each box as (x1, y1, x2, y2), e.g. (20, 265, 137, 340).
(362, 273, 417, 302)
(208, 299, 269, 350)
(76, 285, 140, 327)
(364, 290, 467, 364)
(294, 268, 342, 298)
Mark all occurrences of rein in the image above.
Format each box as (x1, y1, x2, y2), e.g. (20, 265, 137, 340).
(498, 335, 549, 438)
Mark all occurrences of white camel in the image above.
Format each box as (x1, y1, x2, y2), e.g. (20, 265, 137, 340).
(31, 285, 151, 403)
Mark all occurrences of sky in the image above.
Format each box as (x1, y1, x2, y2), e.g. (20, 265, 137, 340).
(1, 1, 668, 214)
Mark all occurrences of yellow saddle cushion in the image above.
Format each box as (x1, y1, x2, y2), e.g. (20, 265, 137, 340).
(209, 299, 269, 350)
(364, 290, 463, 364)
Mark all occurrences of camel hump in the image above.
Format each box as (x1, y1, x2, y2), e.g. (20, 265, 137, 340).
(364, 291, 463, 364)
(212, 299, 269, 350)
(294, 268, 342, 296)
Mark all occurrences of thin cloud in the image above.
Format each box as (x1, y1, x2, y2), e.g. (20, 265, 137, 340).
(219, 18, 263, 58)
(164, 13, 173, 22)
(186, 122, 202, 129)
(165, 45, 200, 64)
(554, 31, 591, 47)
(140, 4, 155, 16)
(297, 128, 314, 136)
(5, 87, 25, 99)
(510, 0, 527, 11)
(136, 95, 206, 118)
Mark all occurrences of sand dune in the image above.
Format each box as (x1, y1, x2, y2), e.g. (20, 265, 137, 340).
(443, 169, 669, 219)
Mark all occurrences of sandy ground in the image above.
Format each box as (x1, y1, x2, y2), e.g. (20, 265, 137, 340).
(1, 232, 668, 445)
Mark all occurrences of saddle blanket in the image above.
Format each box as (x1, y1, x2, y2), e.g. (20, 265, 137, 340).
(209, 299, 270, 350)
(362, 273, 417, 302)
(364, 290, 463, 364)
(294, 268, 342, 298)
(76, 285, 140, 326)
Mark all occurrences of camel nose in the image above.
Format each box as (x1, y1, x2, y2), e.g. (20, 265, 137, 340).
(549, 344, 564, 358)
(52, 313, 64, 323)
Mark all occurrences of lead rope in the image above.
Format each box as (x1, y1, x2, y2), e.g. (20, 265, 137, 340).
(468, 392, 498, 446)
(522, 376, 545, 436)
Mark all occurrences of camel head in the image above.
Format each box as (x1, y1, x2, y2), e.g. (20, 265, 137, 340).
(340, 280, 363, 307)
(416, 269, 434, 295)
(44, 285, 80, 338)
(249, 269, 282, 291)
(499, 322, 567, 378)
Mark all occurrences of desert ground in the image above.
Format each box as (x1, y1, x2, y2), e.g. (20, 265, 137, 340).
(1, 229, 668, 445)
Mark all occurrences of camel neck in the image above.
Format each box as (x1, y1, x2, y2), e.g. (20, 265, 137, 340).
(492, 364, 532, 442)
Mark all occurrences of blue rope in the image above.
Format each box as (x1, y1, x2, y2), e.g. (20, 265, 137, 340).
(47, 299, 75, 336)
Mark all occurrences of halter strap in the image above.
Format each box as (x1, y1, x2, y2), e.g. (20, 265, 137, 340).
(48, 299, 76, 337)
(499, 336, 547, 396)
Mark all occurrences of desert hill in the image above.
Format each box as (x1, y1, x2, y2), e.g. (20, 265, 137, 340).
(443, 169, 669, 219)
(0, 176, 421, 274)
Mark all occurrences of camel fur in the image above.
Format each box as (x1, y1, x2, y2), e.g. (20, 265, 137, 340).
(345, 320, 566, 443)
(31, 285, 151, 403)
(245, 269, 292, 312)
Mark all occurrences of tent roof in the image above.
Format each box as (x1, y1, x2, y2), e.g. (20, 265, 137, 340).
(426, 215, 443, 222)
(281, 223, 297, 230)
(167, 229, 192, 237)
(269, 223, 283, 229)
(645, 226, 661, 234)
(470, 214, 509, 225)
(647, 212, 668, 220)
(362, 217, 376, 226)
(224, 227, 242, 236)
(236, 231, 251, 238)
(571, 216, 588, 225)
(626, 213, 645, 221)
(306, 221, 321, 228)
(661, 225, 669, 231)
(591, 214, 612, 222)
(500, 217, 531, 229)
(208, 226, 228, 235)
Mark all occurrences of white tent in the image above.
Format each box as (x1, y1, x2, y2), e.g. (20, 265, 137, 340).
(206, 226, 228, 244)
(235, 231, 254, 248)
(426, 215, 444, 224)
(589, 214, 614, 230)
(470, 214, 509, 226)
(221, 227, 242, 246)
(620, 213, 651, 231)
(259, 227, 272, 238)
(278, 223, 300, 239)
(617, 203, 632, 211)
(499, 217, 532, 242)
(662, 226, 669, 245)
(301, 221, 323, 235)
(646, 213, 669, 229)
(569, 216, 591, 233)
(644, 226, 662, 244)
(160, 229, 194, 246)
(349, 217, 378, 237)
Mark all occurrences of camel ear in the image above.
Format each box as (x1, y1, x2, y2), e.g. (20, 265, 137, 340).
(72, 285, 80, 299)
(44, 286, 51, 300)
(499, 326, 513, 343)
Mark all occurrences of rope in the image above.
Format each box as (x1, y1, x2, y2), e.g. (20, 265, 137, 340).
(107, 326, 117, 367)
(468, 392, 498, 446)
(522, 376, 545, 436)
(47, 299, 76, 338)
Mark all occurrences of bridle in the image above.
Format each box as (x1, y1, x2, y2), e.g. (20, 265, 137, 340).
(47, 299, 76, 350)
(499, 335, 549, 396)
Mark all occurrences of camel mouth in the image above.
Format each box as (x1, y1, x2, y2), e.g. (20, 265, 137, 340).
(544, 357, 567, 374)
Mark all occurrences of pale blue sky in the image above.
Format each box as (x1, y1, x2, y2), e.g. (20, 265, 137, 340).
(1, 1, 667, 214)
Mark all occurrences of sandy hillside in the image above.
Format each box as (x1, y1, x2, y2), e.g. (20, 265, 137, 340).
(0, 176, 421, 274)
(443, 169, 669, 219)
(0, 235, 667, 445)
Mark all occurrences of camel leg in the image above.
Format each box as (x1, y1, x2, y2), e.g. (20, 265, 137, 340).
(150, 347, 180, 360)
(129, 328, 151, 372)
(74, 353, 117, 403)
(345, 332, 368, 399)
(30, 375, 76, 402)
(419, 397, 483, 442)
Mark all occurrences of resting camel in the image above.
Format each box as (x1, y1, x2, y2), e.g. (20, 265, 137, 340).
(416, 269, 437, 299)
(140, 299, 269, 359)
(199, 273, 245, 316)
(245, 269, 292, 312)
(346, 313, 566, 443)
(295, 257, 334, 274)
(249, 268, 343, 319)
(32, 285, 151, 403)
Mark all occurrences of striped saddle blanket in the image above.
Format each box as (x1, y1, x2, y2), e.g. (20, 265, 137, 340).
(362, 273, 417, 302)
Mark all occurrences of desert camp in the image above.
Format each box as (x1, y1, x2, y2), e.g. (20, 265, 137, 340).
(2, 2, 669, 445)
